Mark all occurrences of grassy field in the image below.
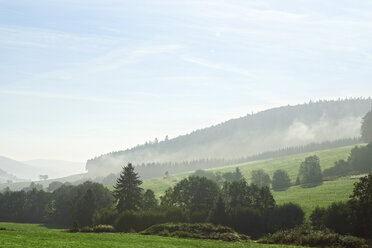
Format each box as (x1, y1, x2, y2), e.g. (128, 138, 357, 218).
(0, 222, 307, 248)
(141, 145, 360, 217)
(273, 177, 357, 217)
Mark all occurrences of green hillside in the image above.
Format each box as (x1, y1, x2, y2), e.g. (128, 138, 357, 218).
(141, 145, 360, 216)
(0, 222, 306, 248)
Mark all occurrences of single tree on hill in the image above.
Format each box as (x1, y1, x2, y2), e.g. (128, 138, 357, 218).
(296, 155, 322, 185)
(272, 169, 291, 190)
(114, 163, 143, 212)
(361, 110, 372, 143)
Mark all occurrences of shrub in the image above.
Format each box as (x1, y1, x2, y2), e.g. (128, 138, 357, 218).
(272, 170, 291, 191)
(114, 210, 166, 232)
(259, 225, 369, 248)
(323, 160, 351, 178)
(141, 223, 249, 242)
(80, 225, 115, 233)
(228, 207, 263, 239)
(267, 203, 304, 232)
(92, 208, 118, 225)
(164, 207, 188, 223)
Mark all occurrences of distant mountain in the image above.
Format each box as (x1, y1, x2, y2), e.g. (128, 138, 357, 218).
(87, 98, 372, 176)
(0, 156, 86, 181)
(22, 159, 86, 179)
(0, 156, 37, 181)
(0, 168, 23, 184)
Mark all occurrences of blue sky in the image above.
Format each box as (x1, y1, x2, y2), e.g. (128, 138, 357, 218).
(1, 0, 372, 162)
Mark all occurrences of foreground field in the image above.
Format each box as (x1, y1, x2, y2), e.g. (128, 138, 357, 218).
(141, 145, 359, 217)
(0, 222, 306, 248)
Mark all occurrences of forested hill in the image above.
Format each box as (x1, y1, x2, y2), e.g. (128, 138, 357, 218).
(86, 98, 372, 176)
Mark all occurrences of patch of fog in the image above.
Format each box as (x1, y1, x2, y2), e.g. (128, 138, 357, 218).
(87, 115, 362, 176)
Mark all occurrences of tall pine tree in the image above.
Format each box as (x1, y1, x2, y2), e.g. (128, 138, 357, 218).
(114, 163, 143, 212)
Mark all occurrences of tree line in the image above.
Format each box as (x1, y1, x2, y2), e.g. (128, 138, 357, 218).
(87, 98, 371, 175)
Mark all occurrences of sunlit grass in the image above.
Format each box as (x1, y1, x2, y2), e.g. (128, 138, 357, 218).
(0, 222, 306, 248)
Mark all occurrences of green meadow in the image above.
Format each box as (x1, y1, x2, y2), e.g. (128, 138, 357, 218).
(141, 145, 360, 216)
(0, 222, 307, 248)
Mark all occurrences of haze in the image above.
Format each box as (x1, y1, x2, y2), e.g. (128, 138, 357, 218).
(1, 0, 372, 163)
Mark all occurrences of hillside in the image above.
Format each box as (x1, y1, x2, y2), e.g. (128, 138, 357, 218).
(140, 145, 361, 216)
(0, 156, 86, 181)
(0, 156, 38, 181)
(0, 168, 22, 184)
(22, 159, 86, 179)
(87, 98, 372, 176)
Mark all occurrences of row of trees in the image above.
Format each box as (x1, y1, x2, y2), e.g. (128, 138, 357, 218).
(310, 174, 372, 238)
(94, 138, 361, 184)
(108, 164, 304, 238)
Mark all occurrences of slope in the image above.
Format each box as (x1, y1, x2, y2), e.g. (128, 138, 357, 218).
(87, 98, 372, 176)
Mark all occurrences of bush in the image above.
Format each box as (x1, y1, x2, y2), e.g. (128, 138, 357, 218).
(259, 225, 369, 248)
(164, 207, 188, 223)
(267, 203, 304, 232)
(141, 223, 250, 242)
(114, 210, 166, 232)
(228, 207, 263, 239)
(80, 225, 115, 233)
(272, 170, 291, 191)
(92, 208, 118, 225)
(323, 160, 351, 178)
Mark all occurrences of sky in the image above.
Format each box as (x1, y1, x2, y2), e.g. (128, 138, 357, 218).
(1, 0, 372, 162)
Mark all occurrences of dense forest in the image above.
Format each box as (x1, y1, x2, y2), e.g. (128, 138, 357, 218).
(87, 98, 372, 177)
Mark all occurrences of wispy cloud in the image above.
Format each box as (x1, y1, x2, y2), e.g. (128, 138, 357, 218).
(0, 89, 136, 104)
(183, 56, 252, 76)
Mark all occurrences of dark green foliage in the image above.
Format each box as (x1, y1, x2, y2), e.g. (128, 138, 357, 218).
(361, 110, 372, 143)
(222, 179, 275, 210)
(228, 204, 304, 239)
(141, 223, 250, 242)
(47, 181, 64, 192)
(21, 182, 43, 192)
(272, 170, 291, 190)
(310, 174, 372, 239)
(310, 207, 327, 230)
(50, 181, 114, 226)
(208, 196, 227, 225)
(93, 208, 118, 226)
(268, 203, 305, 232)
(325, 202, 353, 235)
(349, 173, 372, 238)
(114, 163, 143, 212)
(322, 144, 372, 178)
(160, 176, 220, 222)
(0, 189, 50, 223)
(114, 210, 166, 232)
(222, 168, 244, 183)
(251, 169, 271, 187)
(191, 170, 222, 185)
(80, 225, 115, 233)
(259, 225, 369, 248)
(323, 159, 351, 178)
(142, 189, 158, 211)
(297, 155, 323, 185)
(348, 144, 372, 173)
(229, 207, 263, 238)
(164, 207, 188, 223)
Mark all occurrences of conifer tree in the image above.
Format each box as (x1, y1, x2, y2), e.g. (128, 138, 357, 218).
(114, 163, 143, 212)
